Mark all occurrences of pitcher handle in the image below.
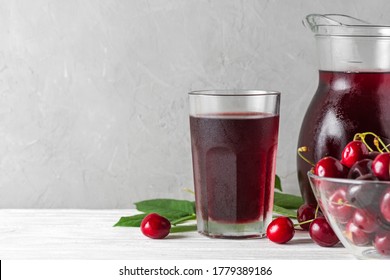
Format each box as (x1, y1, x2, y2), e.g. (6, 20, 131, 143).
(303, 14, 370, 32)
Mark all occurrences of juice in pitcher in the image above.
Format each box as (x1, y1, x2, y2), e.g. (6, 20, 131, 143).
(297, 14, 390, 204)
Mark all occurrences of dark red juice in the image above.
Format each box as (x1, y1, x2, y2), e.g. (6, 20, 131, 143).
(190, 112, 279, 224)
(298, 71, 390, 204)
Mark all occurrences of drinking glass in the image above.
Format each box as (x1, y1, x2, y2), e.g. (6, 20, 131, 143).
(189, 90, 280, 238)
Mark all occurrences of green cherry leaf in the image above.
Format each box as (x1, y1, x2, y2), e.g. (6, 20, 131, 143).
(274, 175, 282, 192)
(273, 191, 303, 210)
(272, 205, 297, 219)
(113, 213, 148, 227)
(134, 199, 196, 220)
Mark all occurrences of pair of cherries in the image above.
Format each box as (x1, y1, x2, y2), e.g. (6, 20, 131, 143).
(267, 203, 339, 247)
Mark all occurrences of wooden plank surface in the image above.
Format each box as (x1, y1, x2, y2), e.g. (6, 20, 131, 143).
(0, 209, 355, 260)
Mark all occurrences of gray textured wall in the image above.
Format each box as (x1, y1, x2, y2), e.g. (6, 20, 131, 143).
(1, 0, 388, 208)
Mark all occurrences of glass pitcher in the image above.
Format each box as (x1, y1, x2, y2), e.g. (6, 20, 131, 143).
(297, 14, 390, 204)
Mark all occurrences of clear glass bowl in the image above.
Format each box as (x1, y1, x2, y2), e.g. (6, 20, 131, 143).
(308, 172, 390, 259)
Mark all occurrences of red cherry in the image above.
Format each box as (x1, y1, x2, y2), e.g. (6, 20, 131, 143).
(314, 156, 348, 178)
(267, 217, 295, 244)
(309, 217, 340, 247)
(341, 140, 369, 168)
(347, 159, 373, 179)
(327, 188, 353, 224)
(352, 208, 379, 233)
(346, 181, 380, 208)
(372, 153, 390, 181)
(345, 221, 371, 246)
(380, 187, 390, 223)
(374, 231, 390, 256)
(140, 213, 171, 239)
(297, 204, 317, 230)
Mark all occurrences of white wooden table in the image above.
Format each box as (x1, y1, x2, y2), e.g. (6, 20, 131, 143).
(0, 209, 355, 260)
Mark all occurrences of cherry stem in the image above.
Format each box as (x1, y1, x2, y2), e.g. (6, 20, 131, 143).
(314, 204, 320, 218)
(182, 188, 195, 195)
(328, 199, 354, 208)
(354, 132, 390, 153)
(297, 146, 315, 167)
(293, 219, 314, 228)
(293, 205, 321, 228)
(374, 138, 382, 153)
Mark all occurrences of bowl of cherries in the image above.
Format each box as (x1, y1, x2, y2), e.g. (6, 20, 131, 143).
(307, 132, 390, 259)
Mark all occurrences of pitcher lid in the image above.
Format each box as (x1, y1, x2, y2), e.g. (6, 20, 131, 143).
(304, 14, 390, 37)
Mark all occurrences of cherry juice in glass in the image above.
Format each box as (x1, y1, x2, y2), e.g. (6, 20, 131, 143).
(189, 90, 280, 238)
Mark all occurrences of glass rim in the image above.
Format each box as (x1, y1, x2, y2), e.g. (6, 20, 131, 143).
(307, 171, 390, 185)
(188, 89, 280, 97)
